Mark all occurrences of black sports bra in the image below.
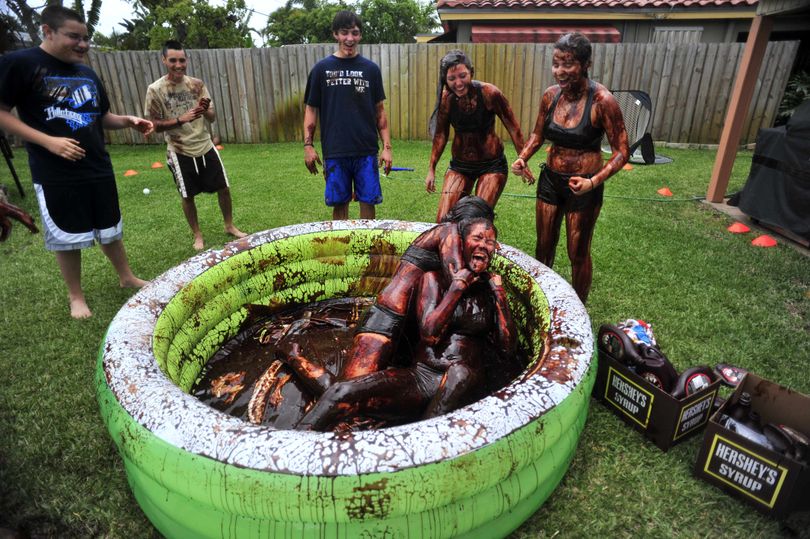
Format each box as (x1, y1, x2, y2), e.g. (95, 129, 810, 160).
(449, 81, 495, 134)
(543, 80, 604, 151)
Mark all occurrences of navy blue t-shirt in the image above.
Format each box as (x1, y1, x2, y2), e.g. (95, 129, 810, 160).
(0, 47, 113, 185)
(304, 54, 385, 159)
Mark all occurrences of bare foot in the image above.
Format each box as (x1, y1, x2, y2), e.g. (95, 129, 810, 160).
(225, 225, 247, 239)
(69, 296, 92, 319)
(193, 235, 204, 250)
(120, 276, 149, 288)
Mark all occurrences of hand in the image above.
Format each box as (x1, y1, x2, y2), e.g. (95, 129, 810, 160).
(304, 146, 322, 175)
(198, 97, 211, 111)
(568, 176, 593, 195)
(425, 170, 436, 193)
(379, 147, 392, 176)
(0, 200, 39, 242)
(451, 268, 478, 291)
(178, 108, 203, 125)
(489, 273, 503, 288)
(511, 157, 528, 177)
(520, 166, 536, 185)
(44, 136, 85, 161)
(129, 116, 154, 136)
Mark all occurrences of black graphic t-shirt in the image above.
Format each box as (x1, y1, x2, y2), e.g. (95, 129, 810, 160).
(304, 54, 385, 159)
(0, 47, 113, 184)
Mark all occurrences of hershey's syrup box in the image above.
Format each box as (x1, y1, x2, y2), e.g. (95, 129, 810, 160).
(694, 373, 810, 517)
(594, 346, 720, 451)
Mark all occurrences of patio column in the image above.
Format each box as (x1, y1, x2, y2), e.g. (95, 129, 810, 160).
(706, 14, 773, 202)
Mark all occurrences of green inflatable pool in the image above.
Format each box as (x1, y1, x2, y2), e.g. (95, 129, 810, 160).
(97, 220, 595, 538)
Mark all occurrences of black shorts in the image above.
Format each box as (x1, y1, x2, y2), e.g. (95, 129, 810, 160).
(537, 166, 603, 210)
(34, 180, 123, 250)
(167, 147, 229, 198)
(448, 154, 508, 180)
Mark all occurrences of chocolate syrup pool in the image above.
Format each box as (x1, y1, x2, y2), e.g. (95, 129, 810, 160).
(192, 297, 526, 431)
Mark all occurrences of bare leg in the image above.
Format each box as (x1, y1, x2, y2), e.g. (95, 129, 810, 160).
(99, 239, 148, 288)
(359, 202, 375, 219)
(180, 196, 204, 250)
(332, 202, 349, 220)
(473, 172, 507, 210)
(55, 249, 91, 319)
(216, 187, 246, 238)
(535, 199, 564, 268)
(340, 333, 393, 380)
(435, 170, 473, 223)
(297, 368, 427, 431)
(565, 205, 602, 303)
(423, 359, 483, 418)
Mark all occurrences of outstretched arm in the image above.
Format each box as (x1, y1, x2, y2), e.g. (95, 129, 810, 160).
(511, 88, 554, 179)
(101, 113, 154, 135)
(487, 85, 534, 184)
(0, 199, 38, 242)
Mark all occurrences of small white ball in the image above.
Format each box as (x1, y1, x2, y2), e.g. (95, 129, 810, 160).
(143, 188, 151, 195)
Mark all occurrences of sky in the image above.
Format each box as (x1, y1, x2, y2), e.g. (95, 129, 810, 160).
(96, 0, 289, 45)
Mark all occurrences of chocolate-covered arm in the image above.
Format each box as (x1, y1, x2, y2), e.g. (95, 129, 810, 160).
(486, 85, 525, 155)
(488, 274, 517, 355)
(588, 90, 629, 186)
(0, 199, 38, 242)
(425, 92, 451, 193)
(417, 270, 474, 345)
(437, 223, 464, 281)
(278, 343, 335, 395)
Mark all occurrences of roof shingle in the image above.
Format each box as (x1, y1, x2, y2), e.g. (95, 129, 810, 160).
(437, 0, 758, 9)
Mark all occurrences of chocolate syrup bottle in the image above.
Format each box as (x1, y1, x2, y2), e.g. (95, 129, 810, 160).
(721, 392, 775, 450)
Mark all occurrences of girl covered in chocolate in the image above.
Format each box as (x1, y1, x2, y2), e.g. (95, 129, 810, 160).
(426, 50, 533, 222)
(279, 196, 496, 395)
(296, 217, 517, 431)
(511, 33, 629, 303)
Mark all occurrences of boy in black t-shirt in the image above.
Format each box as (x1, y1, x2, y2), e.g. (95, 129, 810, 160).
(0, 6, 154, 319)
(303, 10, 392, 220)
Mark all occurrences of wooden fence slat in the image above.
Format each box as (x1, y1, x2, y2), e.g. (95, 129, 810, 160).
(692, 43, 719, 143)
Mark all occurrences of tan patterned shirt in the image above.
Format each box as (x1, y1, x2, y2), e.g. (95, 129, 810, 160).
(145, 75, 213, 157)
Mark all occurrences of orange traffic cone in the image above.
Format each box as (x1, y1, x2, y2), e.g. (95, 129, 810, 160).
(751, 235, 777, 247)
(727, 222, 750, 234)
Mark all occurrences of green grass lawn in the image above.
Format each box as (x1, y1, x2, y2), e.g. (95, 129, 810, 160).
(1, 141, 808, 537)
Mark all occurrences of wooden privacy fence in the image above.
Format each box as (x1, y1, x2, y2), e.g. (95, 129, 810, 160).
(87, 41, 798, 146)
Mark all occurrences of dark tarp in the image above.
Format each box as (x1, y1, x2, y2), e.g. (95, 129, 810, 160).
(730, 99, 810, 242)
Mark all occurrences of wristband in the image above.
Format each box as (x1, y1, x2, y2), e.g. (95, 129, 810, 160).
(304, 143, 314, 147)
(176, 117, 182, 127)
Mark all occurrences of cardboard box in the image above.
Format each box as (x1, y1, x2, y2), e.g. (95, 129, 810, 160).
(594, 347, 721, 451)
(694, 373, 810, 518)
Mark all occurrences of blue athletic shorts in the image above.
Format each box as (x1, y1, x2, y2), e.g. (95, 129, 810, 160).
(323, 155, 382, 206)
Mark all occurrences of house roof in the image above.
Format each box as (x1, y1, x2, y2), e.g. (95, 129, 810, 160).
(437, 0, 758, 9)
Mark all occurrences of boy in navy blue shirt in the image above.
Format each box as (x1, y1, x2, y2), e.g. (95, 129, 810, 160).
(303, 10, 392, 220)
(0, 6, 154, 318)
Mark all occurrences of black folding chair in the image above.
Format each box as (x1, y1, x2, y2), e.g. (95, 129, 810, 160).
(601, 90, 668, 165)
(0, 132, 25, 197)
